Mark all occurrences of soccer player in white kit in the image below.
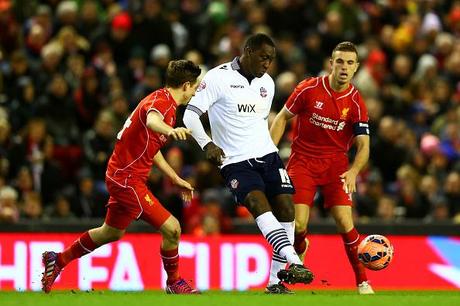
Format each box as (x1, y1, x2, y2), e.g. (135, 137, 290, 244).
(183, 33, 313, 293)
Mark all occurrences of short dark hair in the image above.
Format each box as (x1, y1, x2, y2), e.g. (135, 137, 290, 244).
(165, 60, 201, 88)
(332, 41, 359, 59)
(244, 33, 276, 51)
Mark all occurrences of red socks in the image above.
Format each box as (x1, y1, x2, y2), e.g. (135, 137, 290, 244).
(294, 230, 308, 255)
(57, 231, 98, 268)
(161, 247, 180, 285)
(341, 228, 367, 285)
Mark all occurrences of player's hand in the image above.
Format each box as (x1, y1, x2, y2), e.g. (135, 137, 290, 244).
(172, 176, 194, 206)
(168, 127, 191, 140)
(204, 142, 226, 165)
(340, 169, 359, 194)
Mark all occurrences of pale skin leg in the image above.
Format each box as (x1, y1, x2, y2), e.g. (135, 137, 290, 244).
(295, 204, 354, 234)
(87, 215, 181, 250)
(294, 204, 310, 234)
(158, 215, 182, 250)
(329, 205, 354, 233)
(88, 223, 125, 245)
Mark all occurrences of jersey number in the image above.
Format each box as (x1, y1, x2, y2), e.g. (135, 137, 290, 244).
(117, 117, 132, 140)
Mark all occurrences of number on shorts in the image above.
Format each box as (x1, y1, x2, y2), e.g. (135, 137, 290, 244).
(278, 168, 291, 184)
(117, 117, 132, 140)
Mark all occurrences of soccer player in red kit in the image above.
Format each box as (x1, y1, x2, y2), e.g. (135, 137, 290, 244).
(41, 60, 202, 294)
(270, 42, 374, 294)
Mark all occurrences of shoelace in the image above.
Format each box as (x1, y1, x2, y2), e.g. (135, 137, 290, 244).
(174, 279, 194, 292)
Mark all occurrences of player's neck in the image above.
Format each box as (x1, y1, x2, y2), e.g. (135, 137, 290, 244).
(238, 56, 255, 83)
(165, 87, 183, 106)
(328, 74, 349, 92)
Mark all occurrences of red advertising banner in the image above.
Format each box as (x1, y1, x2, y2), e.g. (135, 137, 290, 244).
(0, 233, 459, 291)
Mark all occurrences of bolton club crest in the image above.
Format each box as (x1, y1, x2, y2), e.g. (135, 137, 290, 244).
(260, 87, 267, 98)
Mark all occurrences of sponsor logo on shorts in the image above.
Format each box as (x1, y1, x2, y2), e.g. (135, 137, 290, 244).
(230, 179, 239, 189)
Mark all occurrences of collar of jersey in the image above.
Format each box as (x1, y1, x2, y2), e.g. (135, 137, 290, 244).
(231, 57, 255, 84)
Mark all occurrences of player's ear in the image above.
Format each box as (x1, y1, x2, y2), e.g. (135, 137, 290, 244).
(183, 81, 190, 91)
(244, 46, 252, 55)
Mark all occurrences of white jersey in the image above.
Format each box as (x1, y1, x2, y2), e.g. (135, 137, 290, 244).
(186, 58, 278, 167)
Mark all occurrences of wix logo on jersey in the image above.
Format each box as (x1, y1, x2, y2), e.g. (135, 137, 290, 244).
(237, 104, 256, 113)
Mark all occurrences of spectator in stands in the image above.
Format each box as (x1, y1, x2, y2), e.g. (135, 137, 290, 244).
(376, 195, 396, 222)
(132, 0, 173, 56)
(9, 76, 38, 132)
(73, 66, 104, 130)
(21, 191, 43, 220)
(82, 111, 116, 182)
(44, 193, 77, 220)
(37, 73, 79, 146)
(71, 169, 107, 218)
(0, 185, 19, 223)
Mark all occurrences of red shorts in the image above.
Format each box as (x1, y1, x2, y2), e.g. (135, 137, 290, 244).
(286, 154, 352, 208)
(104, 176, 171, 230)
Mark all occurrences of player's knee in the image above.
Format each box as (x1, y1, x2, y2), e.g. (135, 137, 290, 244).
(161, 218, 181, 242)
(272, 194, 294, 221)
(104, 228, 124, 242)
(334, 216, 353, 232)
(244, 191, 270, 217)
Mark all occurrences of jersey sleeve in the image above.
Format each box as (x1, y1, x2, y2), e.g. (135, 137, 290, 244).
(284, 79, 311, 115)
(186, 70, 221, 115)
(145, 92, 172, 119)
(351, 90, 370, 136)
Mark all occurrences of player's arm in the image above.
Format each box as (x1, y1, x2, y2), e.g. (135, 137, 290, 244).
(146, 111, 191, 140)
(183, 109, 226, 165)
(153, 150, 193, 191)
(270, 107, 295, 146)
(183, 107, 212, 149)
(340, 134, 370, 194)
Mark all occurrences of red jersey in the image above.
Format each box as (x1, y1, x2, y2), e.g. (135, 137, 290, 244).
(285, 76, 368, 158)
(106, 88, 177, 183)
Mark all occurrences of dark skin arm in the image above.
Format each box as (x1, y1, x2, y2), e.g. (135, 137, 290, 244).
(203, 142, 226, 166)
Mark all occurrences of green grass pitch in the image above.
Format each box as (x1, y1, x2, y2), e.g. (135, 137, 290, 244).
(1, 290, 459, 306)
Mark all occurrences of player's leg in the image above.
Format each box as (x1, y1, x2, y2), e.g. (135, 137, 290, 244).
(140, 191, 198, 294)
(260, 153, 313, 287)
(244, 190, 312, 286)
(244, 190, 300, 266)
(221, 159, 311, 286)
(58, 222, 125, 268)
(294, 203, 310, 262)
(42, 208, 129, 293)
(287, 156, 319, 263)
(329, 205, 372, 294)
(324, 154, 373, 294)
(267, 194, 293, 293)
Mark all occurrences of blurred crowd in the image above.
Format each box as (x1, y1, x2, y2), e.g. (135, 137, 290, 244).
(0, 0, 459, 232)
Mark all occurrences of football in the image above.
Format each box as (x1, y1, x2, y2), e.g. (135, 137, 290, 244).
(357, 234, 394, 271)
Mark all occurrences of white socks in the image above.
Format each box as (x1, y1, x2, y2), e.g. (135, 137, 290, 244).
(267, 221, 295, 285)
(255, 212, 302, 286)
